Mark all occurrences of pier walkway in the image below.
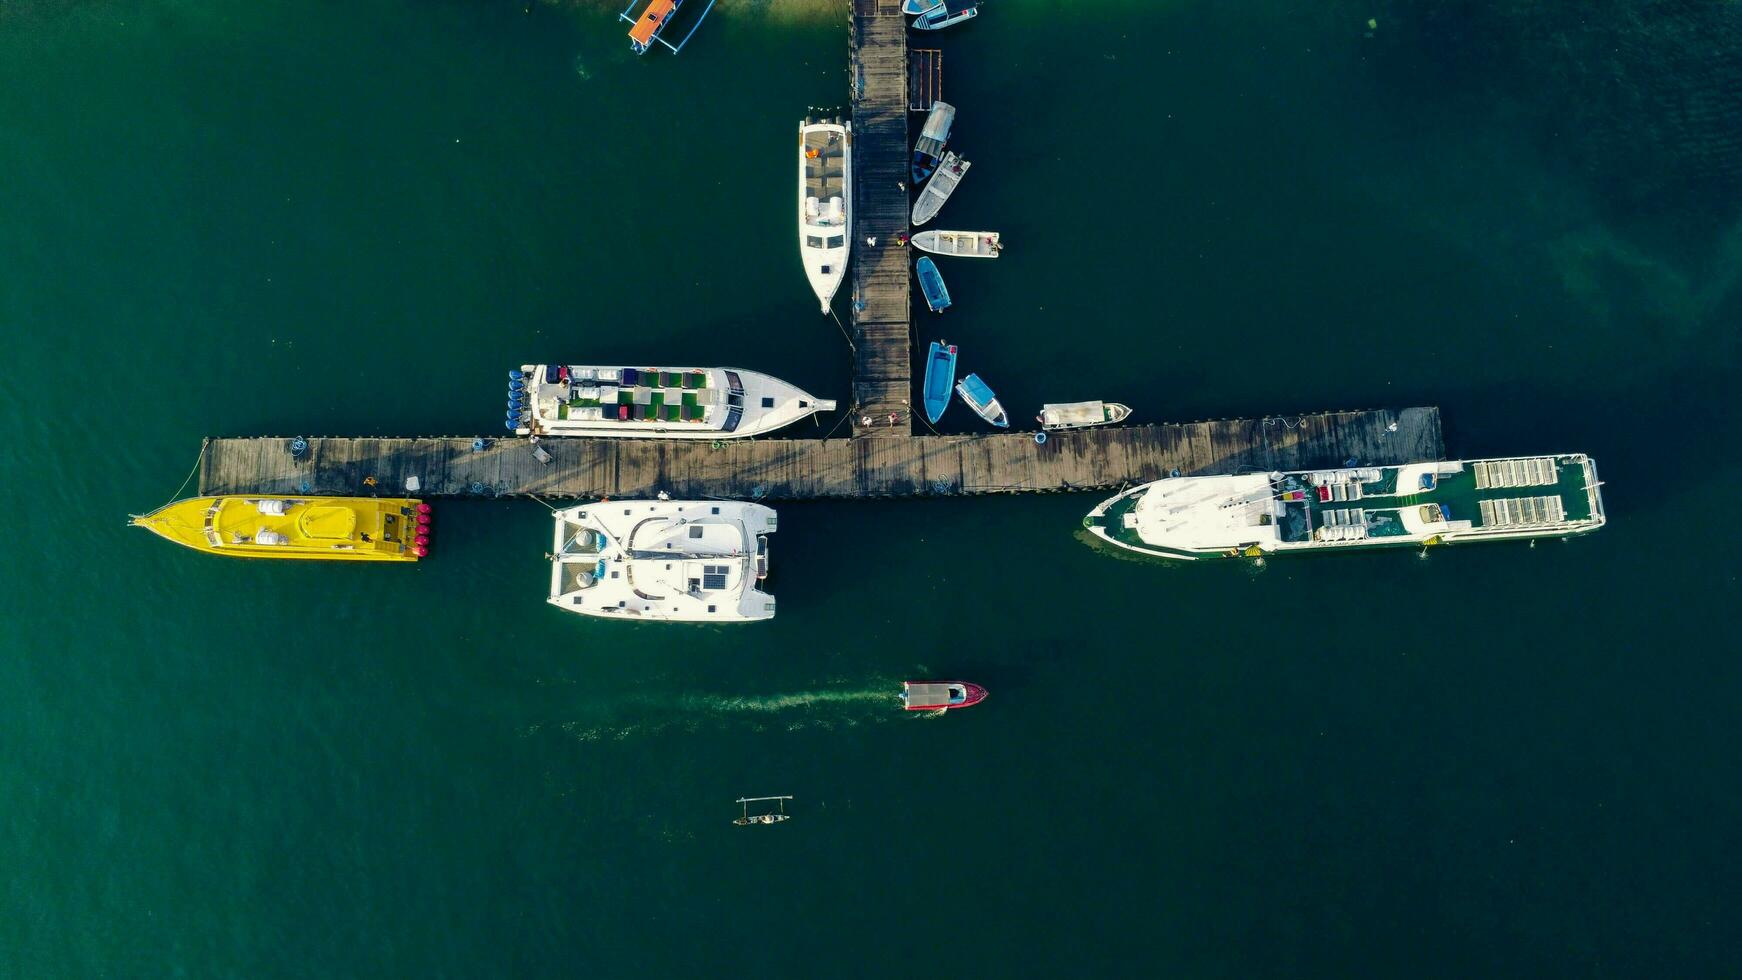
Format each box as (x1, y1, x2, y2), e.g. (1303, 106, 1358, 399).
(198, 408, 1443, 500)
(847, 0, 912, 438)
(194, 8, 1447, 505)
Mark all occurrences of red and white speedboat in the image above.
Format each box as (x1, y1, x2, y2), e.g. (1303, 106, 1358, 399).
(901, 681, 987, 711)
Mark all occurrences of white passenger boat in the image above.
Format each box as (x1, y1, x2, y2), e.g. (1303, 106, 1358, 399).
(1038, 400, 1131, 430)
(507, 364, 835, 438)
(911, 230, 1001, 258)
(1084, 456, 1607, 561)
(798, 117, 851, 313)
(911, 152, 969, 226)
(549, 499, 777, 622)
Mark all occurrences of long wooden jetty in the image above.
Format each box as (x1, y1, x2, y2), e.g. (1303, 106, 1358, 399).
(847, 0, 913, 438)
(198, 408, 1442, 500)
(194, 3, 1448, 503)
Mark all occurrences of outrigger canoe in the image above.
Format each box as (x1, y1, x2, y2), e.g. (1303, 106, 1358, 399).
(915, 256, 952, 313)
(923, 341, 958, 424)
(620, 0, 716, 55)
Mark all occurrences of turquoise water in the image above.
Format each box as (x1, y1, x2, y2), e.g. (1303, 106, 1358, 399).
(3, 1, 1740, 975)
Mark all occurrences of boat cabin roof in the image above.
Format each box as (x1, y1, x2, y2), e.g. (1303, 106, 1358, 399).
(628, 0, 677, 46)
(904, 683, 962, 708)
(958, 373, 995, 406)
(1041, 401, 1106, 426)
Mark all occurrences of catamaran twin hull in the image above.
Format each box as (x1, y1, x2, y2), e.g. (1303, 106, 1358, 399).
(799, 119, 852, 313)
(550, 499, 777, 622)
(508, 364, 835, 439)
(1085, 456, 1606, 560)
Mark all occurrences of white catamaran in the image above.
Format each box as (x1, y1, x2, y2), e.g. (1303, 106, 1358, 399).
(549, 498, 778, 622)
(508, 364, 835, 438)
(1085, 456, 1606, 560)
(798, 117, 851, 313)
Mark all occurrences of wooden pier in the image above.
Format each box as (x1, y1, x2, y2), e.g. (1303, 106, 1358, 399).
(848, 0, 913, 438)
(193, 4, 1449, 506)
(197, 408, 1443, 500)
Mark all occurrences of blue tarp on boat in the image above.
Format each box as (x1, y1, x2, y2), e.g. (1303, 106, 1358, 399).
(956, 372, 1009, 428)
(958, 372, 995, 407)
(923, 341, 957, 424)
(915, 256, 951, 312)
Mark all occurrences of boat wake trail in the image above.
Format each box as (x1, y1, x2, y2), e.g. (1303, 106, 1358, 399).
(667, 688, 897, 713)
(540, 684, 905, 743)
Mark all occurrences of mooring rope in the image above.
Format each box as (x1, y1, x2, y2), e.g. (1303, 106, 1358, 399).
(828, 307, 855, 351)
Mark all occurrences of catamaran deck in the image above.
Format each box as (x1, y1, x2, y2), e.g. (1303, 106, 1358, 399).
(197, 408, 1442, 499)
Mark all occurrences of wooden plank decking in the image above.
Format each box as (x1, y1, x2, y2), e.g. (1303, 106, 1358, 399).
(909, 49, 942, 111)
(198, 408, 1443, 500)
(193, 10, 1449, 508)
(848, 0, 913, 438)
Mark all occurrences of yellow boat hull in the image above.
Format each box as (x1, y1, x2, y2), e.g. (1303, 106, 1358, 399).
(131, 496, 427, 562)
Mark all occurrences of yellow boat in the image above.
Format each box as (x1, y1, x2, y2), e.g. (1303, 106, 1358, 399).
(131, 496, 429, 562)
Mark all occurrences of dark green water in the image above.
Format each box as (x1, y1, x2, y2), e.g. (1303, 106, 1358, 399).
(4, 1, 1741, 975)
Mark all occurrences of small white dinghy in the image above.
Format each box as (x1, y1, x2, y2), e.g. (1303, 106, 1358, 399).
(1038, 401, 1132, 431)
(911, 230, 1001, 258)
(912, 152, 970, 226)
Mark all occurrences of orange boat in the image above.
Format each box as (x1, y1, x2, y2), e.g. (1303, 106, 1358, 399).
(620, 0, 715, 56)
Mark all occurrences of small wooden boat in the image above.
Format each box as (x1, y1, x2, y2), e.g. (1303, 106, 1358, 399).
(733, 796, 792, 826)
(922, 341, 958, 424)
(913, 0, 979, 31)
(915, 256, 951, 313)
(619, 0, 717, 55)
(955, 373, 1008, 428)
(901, 0, 942, 14)
(911, 152, 969, 226)
(901, 681, 987, 711)
(1038, 401, 1132, 430)
(911, 101, 956, 184)
(911, 230, 1001, 258)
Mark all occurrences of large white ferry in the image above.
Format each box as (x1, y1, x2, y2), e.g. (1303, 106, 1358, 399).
(507, 364, 834, 438)
(798, 117, 851, 313)
(549, 498, 777, 623)
(1085, 455, 1606, 560)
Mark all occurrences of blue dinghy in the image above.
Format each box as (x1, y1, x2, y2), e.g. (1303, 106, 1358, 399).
(955, 372, 1009, 428)
(915, 256, 951, 312)
(922, 341, 958, 424)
